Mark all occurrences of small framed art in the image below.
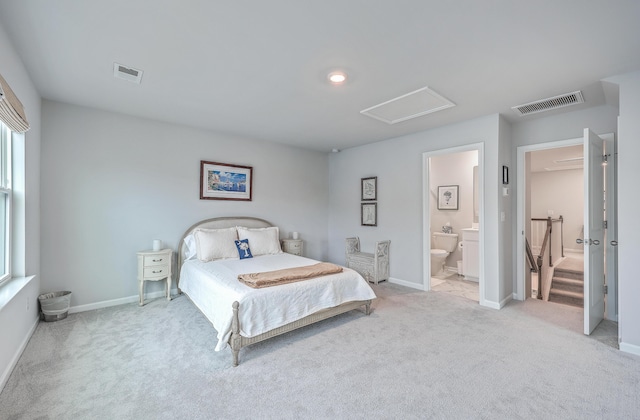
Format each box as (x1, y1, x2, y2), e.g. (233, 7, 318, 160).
(200, 160, 253, 201)
(437, 185, 459, 210)
(361, 203, 377, 226)
(361, 176, 377, 201)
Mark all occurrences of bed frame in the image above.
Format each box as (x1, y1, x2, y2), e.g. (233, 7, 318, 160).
(176, 216, 372, 366)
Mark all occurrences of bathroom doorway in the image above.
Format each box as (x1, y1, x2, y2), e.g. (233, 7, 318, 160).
(423, 144, 483, 303)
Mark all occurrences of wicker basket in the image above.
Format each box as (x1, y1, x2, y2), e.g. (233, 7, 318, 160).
(38, 291, 72, 322)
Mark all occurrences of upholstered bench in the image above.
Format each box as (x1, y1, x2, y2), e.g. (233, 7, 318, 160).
(345, 237, 390, 284)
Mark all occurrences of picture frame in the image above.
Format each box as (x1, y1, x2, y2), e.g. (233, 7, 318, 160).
(437, 185, 459, 210)
(361, 203, 377, 226)
(361, 176, 377, 201)
(502, 165, 509, 185)
(200, 160, 253, 201)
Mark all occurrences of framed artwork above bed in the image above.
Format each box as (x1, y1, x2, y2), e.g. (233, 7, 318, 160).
(200, 160, 253, 201)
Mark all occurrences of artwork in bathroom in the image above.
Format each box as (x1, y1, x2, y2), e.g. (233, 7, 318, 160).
(437, 185, 459, 210)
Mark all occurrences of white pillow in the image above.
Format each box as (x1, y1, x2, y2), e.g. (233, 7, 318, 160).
(236, 226, 282, 256)
(194, 227, 239, 262)
(183, 234, 197, 260)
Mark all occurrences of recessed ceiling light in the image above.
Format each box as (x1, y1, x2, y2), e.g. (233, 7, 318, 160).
(328, 71, 347, 85)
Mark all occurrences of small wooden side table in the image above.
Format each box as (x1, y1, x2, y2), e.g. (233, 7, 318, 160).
(281, 239, 303, 256)
(137, 248, 172, 306)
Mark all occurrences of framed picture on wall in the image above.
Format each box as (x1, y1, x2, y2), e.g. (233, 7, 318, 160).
(361, 203, 377, 226)
(361, 176, 377, 201)
(200, 160, 253, 201)
(437, 185, 459, 210)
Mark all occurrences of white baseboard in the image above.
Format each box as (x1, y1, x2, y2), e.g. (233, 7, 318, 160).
(388, 277, 426, 291)
(69, 288, 180, 314)
(619, 341, 640, 357)
(0, 316, 38, 394)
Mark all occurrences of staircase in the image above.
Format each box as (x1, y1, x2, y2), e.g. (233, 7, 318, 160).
(548, 266, 583, 307)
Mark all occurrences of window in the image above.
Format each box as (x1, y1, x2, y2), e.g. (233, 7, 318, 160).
(0, 121, 11, 284)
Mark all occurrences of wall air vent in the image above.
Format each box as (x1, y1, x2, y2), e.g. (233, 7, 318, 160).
(113, 63, 143, 84)
(512, 91, 584, 116)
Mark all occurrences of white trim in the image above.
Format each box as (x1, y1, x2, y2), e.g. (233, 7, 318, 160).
(69, 289, 179, 313)
(619, 341, 640, 357)
(388, 277, 426, 291)
(0, 314, 37, 393)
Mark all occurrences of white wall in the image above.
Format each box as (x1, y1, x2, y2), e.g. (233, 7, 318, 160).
(328, 114, 509, 308)
(429, 150, 478, 266)
(606, 71, 640, 355)
(0, 23, 41, 391)
(530, 169, 583, 252)
(40, 100, 329, 307)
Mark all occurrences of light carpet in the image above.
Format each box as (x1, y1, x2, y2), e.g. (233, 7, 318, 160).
(1, 283, 638, 419)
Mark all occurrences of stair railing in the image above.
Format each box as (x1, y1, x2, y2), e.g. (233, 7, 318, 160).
(530, 216, 564, 300)
(525, 238, 537, 273)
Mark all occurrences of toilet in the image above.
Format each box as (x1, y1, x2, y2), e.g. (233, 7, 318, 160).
(430, 232, 459, 276)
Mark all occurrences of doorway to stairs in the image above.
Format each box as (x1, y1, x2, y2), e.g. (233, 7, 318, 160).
(516, 132, 618, 336)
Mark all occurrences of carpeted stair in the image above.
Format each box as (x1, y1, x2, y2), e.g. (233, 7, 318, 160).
(549, 266, 583, 307)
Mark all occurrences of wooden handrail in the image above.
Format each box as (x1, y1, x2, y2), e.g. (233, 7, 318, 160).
(525, 238, 537, 273)
(529, 215, 564, 300)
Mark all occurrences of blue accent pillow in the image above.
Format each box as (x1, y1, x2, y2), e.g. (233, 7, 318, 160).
(235, 239, 253, 260)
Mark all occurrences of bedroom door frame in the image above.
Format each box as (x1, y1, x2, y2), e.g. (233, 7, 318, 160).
(515, 133, 617, 322)
(422, 142, 485, 304)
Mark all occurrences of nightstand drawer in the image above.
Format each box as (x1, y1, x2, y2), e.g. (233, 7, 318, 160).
(144, 254, 170, 266)
(143, 265, 169, 278)
(287, 242, 301, 251)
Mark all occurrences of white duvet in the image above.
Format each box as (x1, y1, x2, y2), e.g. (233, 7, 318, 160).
(179, 253, 376, 351)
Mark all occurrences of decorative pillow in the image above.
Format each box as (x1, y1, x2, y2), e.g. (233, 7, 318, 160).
(236, 226, 282, 256)
(183, 234, 197, 260)
(234, 239, 253, 260)
(194, 227, 239, 262)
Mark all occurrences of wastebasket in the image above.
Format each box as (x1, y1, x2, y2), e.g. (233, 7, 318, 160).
(38, 291, 72, 322)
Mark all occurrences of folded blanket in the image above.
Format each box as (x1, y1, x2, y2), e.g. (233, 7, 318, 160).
(238, 262, 344, 288)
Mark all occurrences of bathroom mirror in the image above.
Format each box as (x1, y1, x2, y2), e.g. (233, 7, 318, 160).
(473, 165, 479, 224)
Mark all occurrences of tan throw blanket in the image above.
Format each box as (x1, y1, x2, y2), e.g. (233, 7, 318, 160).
(238, 262, 344, 288)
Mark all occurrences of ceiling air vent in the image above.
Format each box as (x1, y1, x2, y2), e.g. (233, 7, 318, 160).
(113, 63, 143, 84)
(512, 90, 584, 116)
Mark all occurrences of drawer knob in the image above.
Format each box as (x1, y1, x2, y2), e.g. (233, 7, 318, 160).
(152, 269, 163, 274)
(152, 258, 163, 262)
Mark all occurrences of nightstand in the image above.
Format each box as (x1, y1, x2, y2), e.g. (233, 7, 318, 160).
(137, 248, 172, 306)
(281, 239, 303, 256)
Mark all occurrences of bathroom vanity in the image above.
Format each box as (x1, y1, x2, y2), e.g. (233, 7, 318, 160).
(461, 228, 479, 281)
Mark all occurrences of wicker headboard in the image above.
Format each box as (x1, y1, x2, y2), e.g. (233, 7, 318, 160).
(176, 216, 273, 287)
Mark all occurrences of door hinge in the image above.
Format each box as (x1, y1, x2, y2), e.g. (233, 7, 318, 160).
(603, 220, 607, 229)
(603, 285, 608, 295)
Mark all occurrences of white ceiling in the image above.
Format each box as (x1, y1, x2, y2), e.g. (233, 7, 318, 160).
(1, 1, 639, 152)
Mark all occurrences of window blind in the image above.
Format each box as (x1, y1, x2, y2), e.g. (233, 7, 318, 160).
(0, 72, 29, 133)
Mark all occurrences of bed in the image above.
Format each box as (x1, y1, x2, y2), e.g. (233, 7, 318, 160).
(176, 216, 376, 366)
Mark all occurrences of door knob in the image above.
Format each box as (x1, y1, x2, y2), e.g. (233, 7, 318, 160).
(611, 240, 618, 246)
(576, 239, 584, 244)
(591, 239, 600, 245)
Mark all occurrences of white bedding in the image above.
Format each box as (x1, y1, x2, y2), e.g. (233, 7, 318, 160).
(179, 253, 376, 351)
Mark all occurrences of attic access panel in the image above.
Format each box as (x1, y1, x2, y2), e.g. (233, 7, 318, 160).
(360, 86, 455, 124)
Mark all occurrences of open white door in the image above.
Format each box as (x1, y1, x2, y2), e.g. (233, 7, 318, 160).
(583, 129, 605, 335)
